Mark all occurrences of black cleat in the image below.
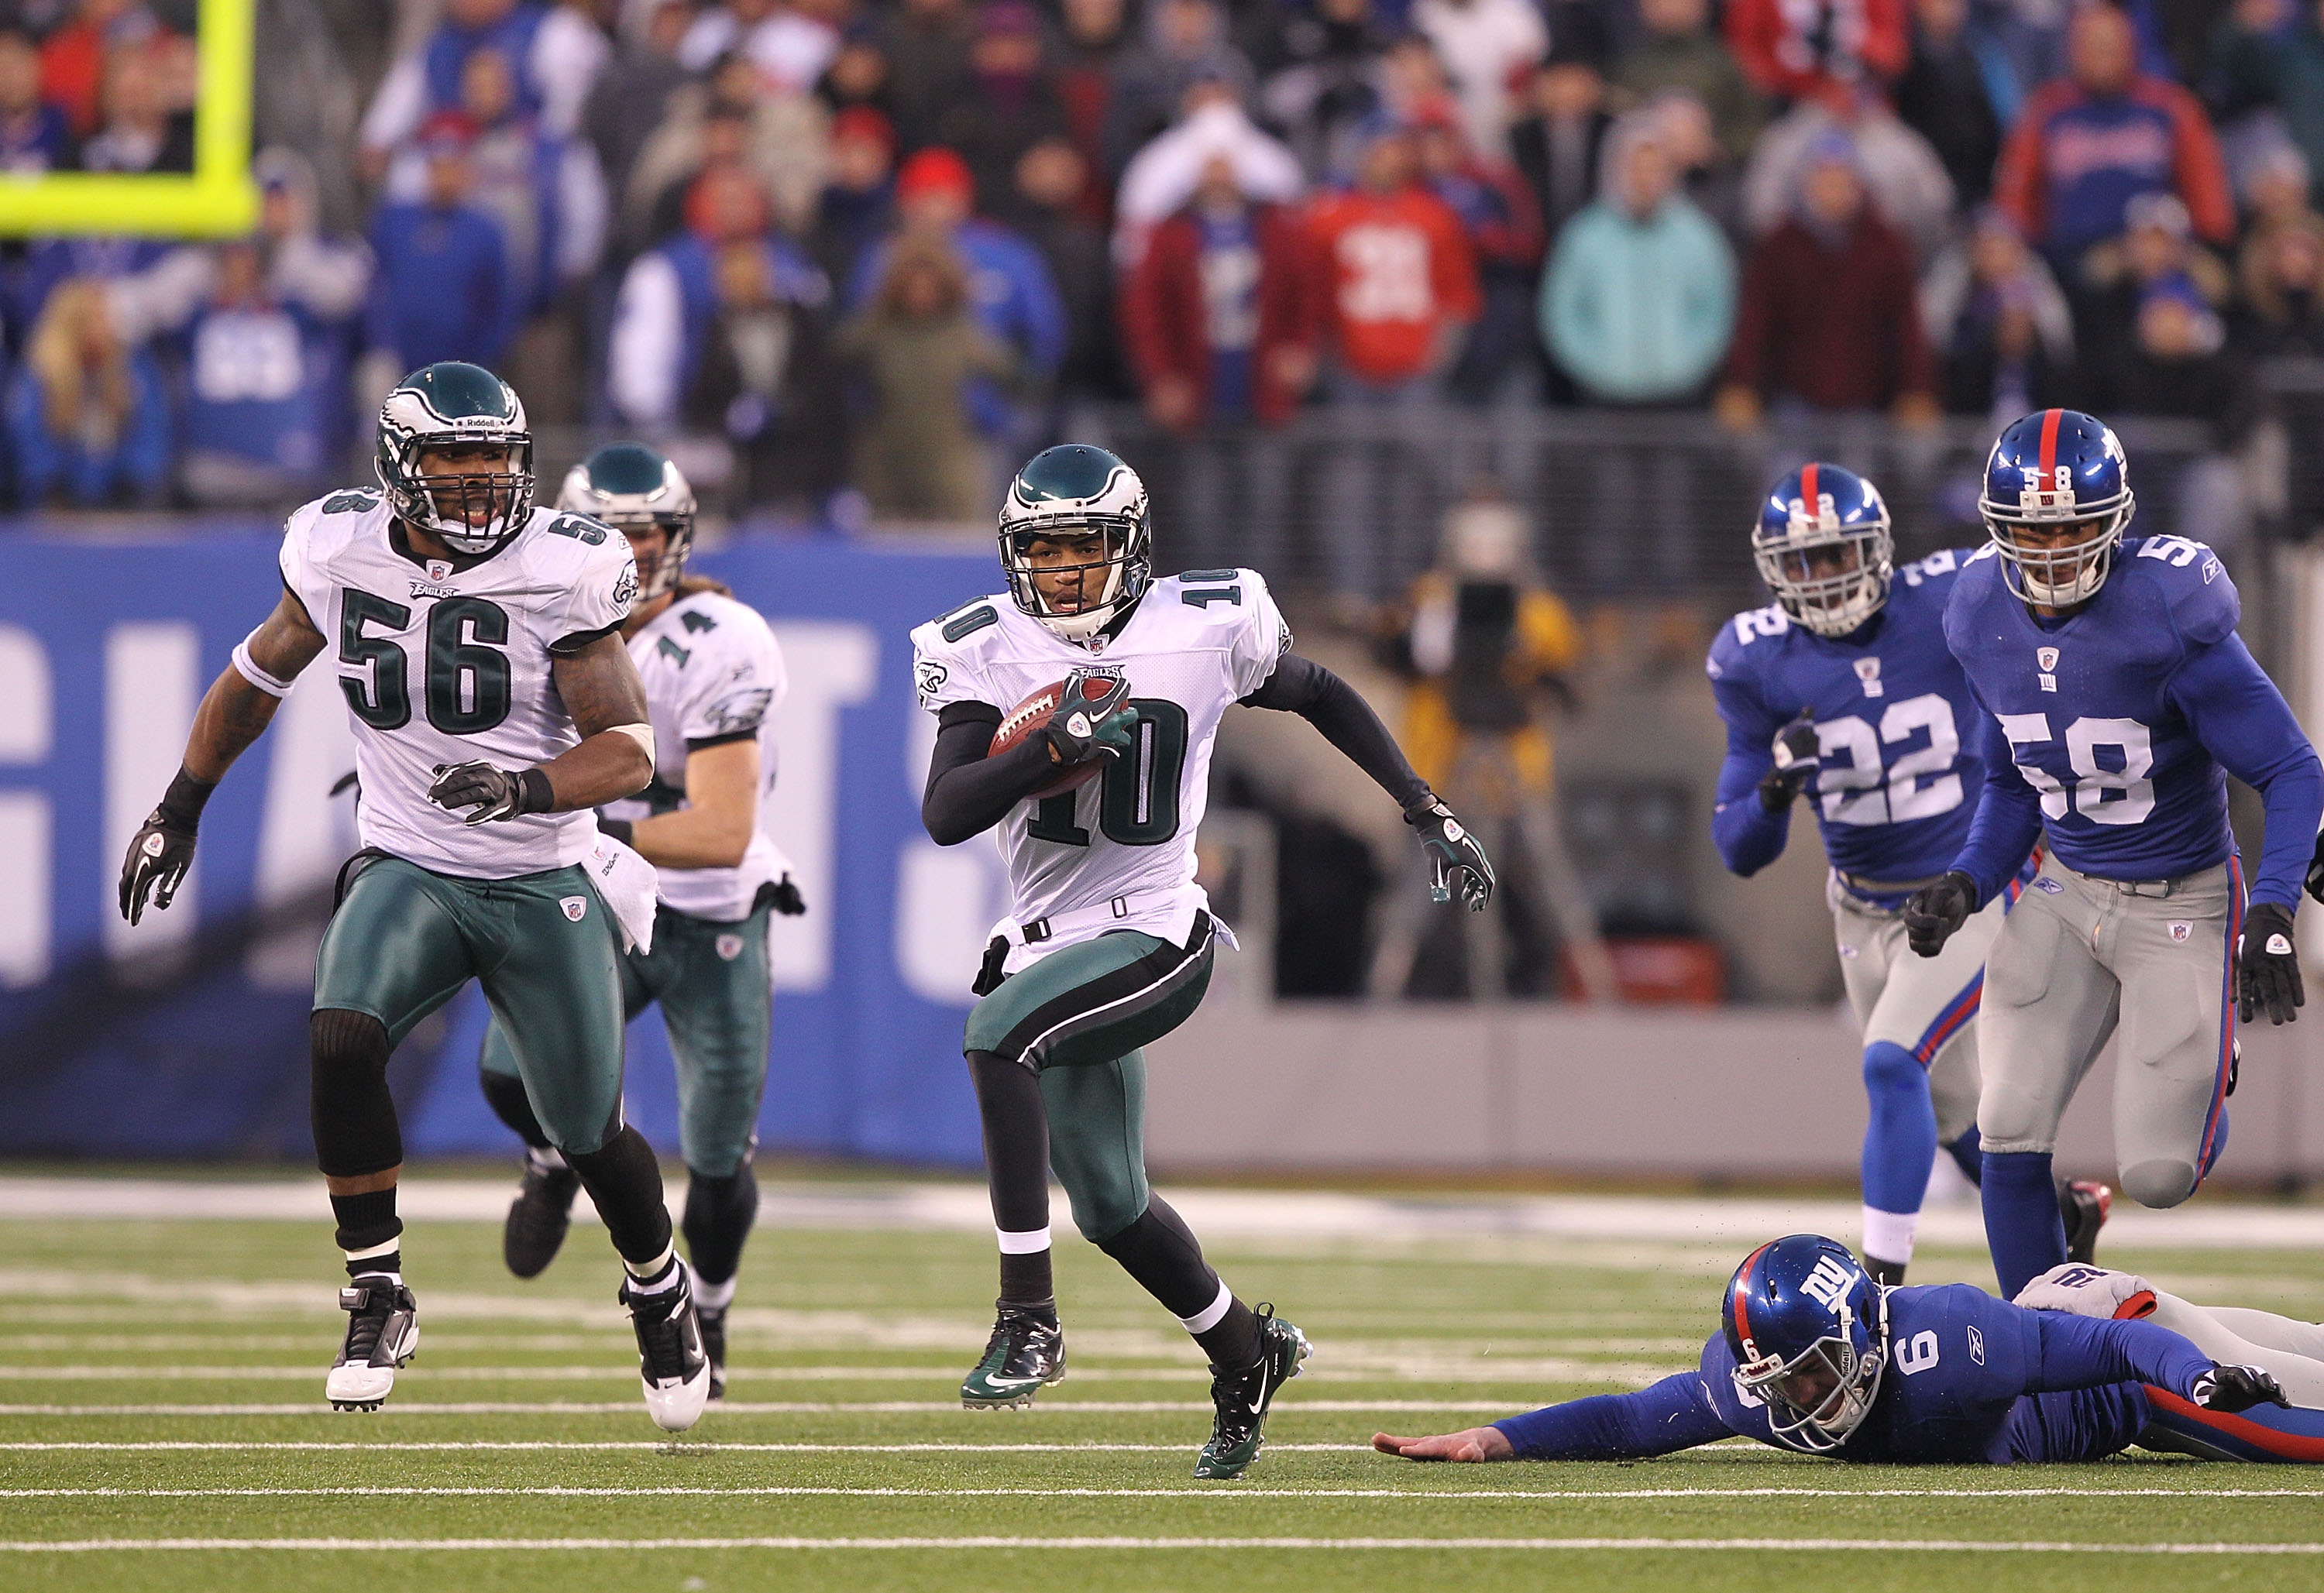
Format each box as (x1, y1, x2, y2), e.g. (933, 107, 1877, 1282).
(327, 1275, 418, 1411)
(503, 1152, 580, 1279)
(621, 1262, 712, 1433)
(700, 1306, 728, 1402)
(2060, 1179, 2113, 1265)
(1195, 1303, 1310, 1480)
(961, 1302, 1066, 1409)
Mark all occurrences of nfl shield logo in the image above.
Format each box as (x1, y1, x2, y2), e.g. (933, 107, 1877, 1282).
(427, 559, 453, 583)
(1853, 658, 1880, 682)
(560, 896, 587, 922)
(2170, 922, 2192, 942)
(716, 933, 744, 961)
(2037, 647, 2060, 671)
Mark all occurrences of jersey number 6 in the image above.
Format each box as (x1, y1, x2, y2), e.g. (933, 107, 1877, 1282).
(1025, 699, 1190, 848)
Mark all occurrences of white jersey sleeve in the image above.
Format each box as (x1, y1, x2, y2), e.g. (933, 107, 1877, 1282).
(910, 596, 1013, 716)
(540, 513, 641, 651)
(676, 599, 787, 746)
(278, 489, 361, 625)
(1215, 568, 1294, 699)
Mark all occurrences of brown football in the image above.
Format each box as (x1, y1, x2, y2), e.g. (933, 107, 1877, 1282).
(990, 675, 1122, 799)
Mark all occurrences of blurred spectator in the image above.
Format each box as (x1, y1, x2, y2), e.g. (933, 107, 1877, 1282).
(836, 233, 1016, 520)
(882, 0, 977, 153)
(680, 225, 847, 510)
(845, 146, 1064, 438)
(78, 37, 191, 173)
(680, 0, 849, 92)
(2242, 141, 2316, 235)
(1010, 135, 1119, 400)
(1610, 0, 1765, 170)
(1717, 133, 1937, 425)
(1994, 3, 2233, 279)
(2211, 0, 2324, 211)
(1055, 0, 1133, 203)
(1257, 0, 1387, 181)
(366, 118, 517, 374)
(1116, 81, 1305, 266)
(39, 0, 164, 140)
(625, 50, 828, 252)
(581, 0, 694, 208)
(1308, 118, 1481, 392)
(812, 105, 898, 287)
(1744, 96, 1954, 259)
(1411, 0, 1546, 161)
(2236, 206, 2324, 358)
(1107, 0, 1256, 176)
(1411, 100, 1545, 403)
(1120, 153, 1322, 428)
(1724, 0, 1907, 107)
(1376, 29, 1455, 120)
(1647, 88, 1745, 237)
(1508, 38, 1614, 248)
(359, 0, 610, 178)
(610, 160, 836, 438)
(815, 23, 897, 124)
(2094, 276, 2252, 438)
(1, 26, 74, 172)
(1920, 206, 2077, 421)
(2077, 191, 2233, 365)
(931, 0, 1068, 218)
(1893, 0, 2001, 206)
(5, 278, 170, 508)
(1540, 110, 1735, 405)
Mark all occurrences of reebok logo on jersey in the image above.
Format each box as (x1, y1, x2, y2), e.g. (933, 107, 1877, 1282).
(560, 897, 587, 922)
(1967, 1326, 1985, 1365)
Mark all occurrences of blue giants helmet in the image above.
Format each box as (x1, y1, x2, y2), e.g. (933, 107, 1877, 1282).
(1751, 462, 1893, 637)
(1978, 408, 2135, 606)
(1722, 1234, 1889, 1453)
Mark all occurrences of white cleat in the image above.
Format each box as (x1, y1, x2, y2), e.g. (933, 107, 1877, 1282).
(621, 1260, 712, 1433)
(327, 1276, 418, 1412)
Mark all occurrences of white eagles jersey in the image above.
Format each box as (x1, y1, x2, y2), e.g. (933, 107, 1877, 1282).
(600, 587, 793, 922)
(280, 487, 638, 880)
(911, 568, 1292, 967)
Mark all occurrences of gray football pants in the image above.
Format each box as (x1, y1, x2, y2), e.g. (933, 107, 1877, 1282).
(1976, 850, 2238, 1209)
(1831, 876, 2003, 1147)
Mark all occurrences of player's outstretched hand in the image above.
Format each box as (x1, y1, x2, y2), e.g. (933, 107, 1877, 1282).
(1372, 1427, 1514, 1462)
(2237, 901, 2304, 1027)
(118, 805, 197, 925)
(1405, 796, 1495, 912)
(428, 760, 538, 826)
(1757, 712, 1821, 814)
(1903, 871, 1977, 958)
(1043, 669, 1137, 765)
(2193, 1363, 2291, 1414)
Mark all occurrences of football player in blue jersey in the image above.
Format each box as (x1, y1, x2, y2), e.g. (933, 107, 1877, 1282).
(1373, 1234, 2324, 1466)
(1708, 463, 2087, 1285)
(1903, 410, 2324, 1300)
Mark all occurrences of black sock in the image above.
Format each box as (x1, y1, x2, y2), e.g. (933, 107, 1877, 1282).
(682, 1165, 759, 1287)
(967, 1049, 1054, 1306)
(1868, 1257, 1906, 1286)
(566, 1124, 673, 1266)
(480, 1069, 554, 1151)
(1098, 1196, 1260, 1368)
(328, 1187, 402, 1255)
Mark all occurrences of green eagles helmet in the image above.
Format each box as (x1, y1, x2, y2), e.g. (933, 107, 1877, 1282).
(998, 443, 1152, 642)
(375, 361, 535, 557)
(557, 442, 697, 603)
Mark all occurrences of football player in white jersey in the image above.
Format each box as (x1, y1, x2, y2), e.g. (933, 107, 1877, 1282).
(476, 443, 804, 1399)
(911, 443, 1495, 1478)
(116, 364, 713, 1431)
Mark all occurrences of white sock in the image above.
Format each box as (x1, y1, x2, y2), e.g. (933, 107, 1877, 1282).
(694, 1275, 737, 1313)
(1177, 1278, 1234, 1334)
(527, 1146, 568, 1172)
(1861, 1205, 1920, 1269)
(995, 1224, 1051, 1255)
(342, 1238, 401, 1282)
(624, 1245, 682, 1291)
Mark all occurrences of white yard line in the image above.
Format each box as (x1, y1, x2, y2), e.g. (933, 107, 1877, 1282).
(0, 1399, 1528, 1415)
(5, 1485, 2323, 1501)
(0, 1362, 1671, 1385)
(4, 1536, 2323, 1554)
(0, 1440, 1359, 1453)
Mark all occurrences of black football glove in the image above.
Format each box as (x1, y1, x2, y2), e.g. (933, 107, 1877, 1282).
(1405, 795, 1496, 912)
(428, 760, 551, 826)
(2237, 900, 2304, 1027)
(1757, 713, 1822, 814)
(1041, 669, 1138, 766)
(1903, 870, 1978, 959)
(769, 875, 807, 915)
(2192, 1363, 2291, 1414)
(118, 769, 213, 926)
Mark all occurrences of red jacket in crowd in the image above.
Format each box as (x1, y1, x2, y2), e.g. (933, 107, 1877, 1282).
(1305, 185, 1483, 385)
(1724, 0, 1908, 105)
(1993, 72, 2235, 263)
(1723, 211, 1934, 410)
(1120, 204, 1324, 427)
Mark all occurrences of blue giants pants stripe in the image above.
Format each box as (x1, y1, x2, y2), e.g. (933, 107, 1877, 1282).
(2144, 1385, 2324, 1462)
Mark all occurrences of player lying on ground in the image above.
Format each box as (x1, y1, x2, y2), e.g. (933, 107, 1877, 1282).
(475, 444, 806, 1401)
(1903, 410, 2324, 1299)
(117, 363, 713, 1431)
(911, 444, 1494, 1478)
(1374, 1233, 2324, 1464)
(1710, 462, 2103, 1285)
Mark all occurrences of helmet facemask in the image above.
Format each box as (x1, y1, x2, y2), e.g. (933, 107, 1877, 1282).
(1755, 522, 1893, 637)
(1002, 517, 1147, 642)
(1985, 500, 2134, 607)
(610, 513, 694, 603)
(1733, 1295, 1888, 1453)
(393, 441, 536, 556)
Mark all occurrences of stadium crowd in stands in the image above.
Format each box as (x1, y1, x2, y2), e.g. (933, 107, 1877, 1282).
(0, 0, 2319, 520)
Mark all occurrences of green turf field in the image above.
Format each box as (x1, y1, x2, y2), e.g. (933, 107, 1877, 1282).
(4, 1177, 2324, 1591)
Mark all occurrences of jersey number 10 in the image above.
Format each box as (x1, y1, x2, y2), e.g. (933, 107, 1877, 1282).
(1026, 700, 1190, 848)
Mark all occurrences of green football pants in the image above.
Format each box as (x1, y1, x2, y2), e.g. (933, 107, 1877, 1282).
(480, 901, 775, 1178)
(964, 920, 1215, 1242)
(315, 856, 628, 1155)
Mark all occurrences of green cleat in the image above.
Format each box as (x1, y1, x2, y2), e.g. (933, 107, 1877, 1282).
(961, 1302, 1066, 1409)
(1194, 1304, 1309, 1479)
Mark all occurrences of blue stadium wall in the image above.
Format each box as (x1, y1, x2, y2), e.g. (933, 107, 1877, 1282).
(0, 525, 1009, 1166)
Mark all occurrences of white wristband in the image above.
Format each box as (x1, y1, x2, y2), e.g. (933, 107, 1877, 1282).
(231, 635, 294, 699)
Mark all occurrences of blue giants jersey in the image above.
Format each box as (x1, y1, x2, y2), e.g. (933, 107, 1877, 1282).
(1708, 551, 1985, 896)
(1943, 537, 2324, 910)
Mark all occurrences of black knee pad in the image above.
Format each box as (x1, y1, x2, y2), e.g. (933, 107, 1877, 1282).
(682, 1163, 761, 1286)
(478, 1069, 552, 1150)
(310, 1008, 402, 1179)
(567, 1124, 674, 1265)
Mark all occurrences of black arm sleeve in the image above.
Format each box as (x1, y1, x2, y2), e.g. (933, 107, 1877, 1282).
(1239, 653, 1430, 810)
(921, 701, 1060, 846)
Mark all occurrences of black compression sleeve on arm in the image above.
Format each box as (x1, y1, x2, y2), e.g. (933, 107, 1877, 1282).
(1239, 654, 1430, 809)
(921, 702, 1061, 846)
